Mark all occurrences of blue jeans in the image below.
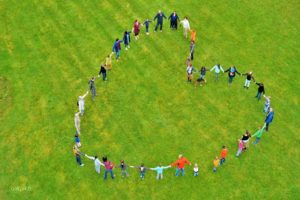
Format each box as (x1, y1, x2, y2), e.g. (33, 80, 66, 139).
(76, 155, 82, 165)
(213, 167, 217, 172)
(175, 168, 184, 176)
(228, 76, 234, 84)
(104, 170, 114, 180)
(140, 171, 145, 179)
(146, 26, 149, 33)
(102, 72, 107, 81)
(90, 87, 96, 100)
(256, 92, 263, 100)
(194, 171, 198, 176)
(253, 137, 261, 145)
(220, 158, 226, 165)
(115, 51, 120, 59)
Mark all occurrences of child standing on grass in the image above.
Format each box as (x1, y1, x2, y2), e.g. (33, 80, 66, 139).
(255, 82, 265, 101)
(265, 108, 274, 131)
(190, 41, 195, 60)
(180, 17, 190, 38)
(85, 154, 104, 174)
(88, 77, 96, 101)
(119, 160, 129, 178)
(78, 91, 88, 116)
(130, 163, 148, 180)
(241, 131, 251, 150)
(242, 71, 255, 89)
(74, 112, 80, 134)
(220, 146, 228, 165)
(105, 53, 113, 70)
(252, 125, 266, 145)
(171, 154, 191, 177)
(224, 66, 241, 85)
(133, 20, 141, 40)
(150, 164, 171, 180)
(112, 38, 123, 61)
(123, 31, 131, 50)
(186, 64, 196, 82)
(210, 64, 224, 81)
(73, 145, 84, 167)
(74, 133, 81, 148)
(98, 64, 107, 81)
(263, 95, 271, 113)
(236, 140, 244, 157)
(213, 157, 219, 172)
(193, 164, 199, 176)
(143, 19, 152, 35)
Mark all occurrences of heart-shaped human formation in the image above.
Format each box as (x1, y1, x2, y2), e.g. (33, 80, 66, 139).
(72, 10, 275, 181)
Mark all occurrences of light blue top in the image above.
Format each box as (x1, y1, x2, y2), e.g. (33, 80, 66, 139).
(211, 65, 224, 73)
(151, 166, 170, 174)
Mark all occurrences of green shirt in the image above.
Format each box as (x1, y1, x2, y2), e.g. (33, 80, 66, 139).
(252, 127, 265, 138)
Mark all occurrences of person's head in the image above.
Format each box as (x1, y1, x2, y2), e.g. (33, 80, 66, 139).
(159, 163, 162, 167)
(91, 76, 95, 80)
(222, 145, 226, 149)
(135, 19, 137, 22)
(102, 156, 107, 162)
(217, 64, 221, 68)
(116, 38, 119, 41)
(194, 163, 198, 167)
(270, 108, 273, 112)
(185, 16, 188, 19)
(121, 160, 124, 164)
(158, 10, 161, 13)
(215, 156, 218, 160)
(178, 154, 183, 159)
(246, 130, 250, 135)
(173, 11, 176, 14)
(261, 83, 264, 86)
(75, 112, 80, 117)
(95, 155, 98, 159)
(75, 133, 79, 137)
(141, 163, 144, 167)
(249, 71, 252, 75)
(124, 31, 127, 34)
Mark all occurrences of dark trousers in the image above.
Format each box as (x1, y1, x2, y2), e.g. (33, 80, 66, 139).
(190, 52, 194, 60)
(104, 169, 114, 180)
(76, 155, 82, 165)
(170, 21, 178, 29)
(265, 122, 271, 131)
(155, 22, 163, 31)
(146, 26, 149, 32)
(102, 72, 107, 81)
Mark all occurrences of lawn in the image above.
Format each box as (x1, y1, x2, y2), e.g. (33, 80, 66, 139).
(0, 0, 299, 199)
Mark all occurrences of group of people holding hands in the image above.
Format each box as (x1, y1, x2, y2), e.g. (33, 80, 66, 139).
(71, 9, 275, 181)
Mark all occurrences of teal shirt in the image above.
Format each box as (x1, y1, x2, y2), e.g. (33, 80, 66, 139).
(151, 166, 170, 174)
(252, 127, 265, 138)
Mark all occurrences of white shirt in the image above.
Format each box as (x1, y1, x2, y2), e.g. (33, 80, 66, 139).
(210, 65, 224, 73)
(187, 66, 194, 74)
(181, 19, 190, 29)
(85, 155, 104, 167)
(194, 167, 199, 172)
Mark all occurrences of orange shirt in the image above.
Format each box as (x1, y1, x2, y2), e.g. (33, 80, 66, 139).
(171, 157, 191, 169)
(191, 30, 196, 42)
(220, 148, 228, 158)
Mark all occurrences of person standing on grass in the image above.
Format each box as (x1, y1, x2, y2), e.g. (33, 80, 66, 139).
(74, 112, 81, 134)
(130, 163, 148, 180)
(180, 17, 190, 38)
(199, 66, 210, 80)
(73, 145, 84, 167)
(88, 77, 96, 101)
(168, 11, 180, 30)
(98, 64, 107, 81)
(74, 133, 81, 148)
(112, 38, 123, 61)
(190, 29, 196, 42)
(224, 66, 241, 85)
(193, 164, 199, 176)
(242, 71, 255, 89)
(171, 154, 191, 176)
(213, 157, 220, 172)
(241, 131, 251, 150)
(190, 41, 195, 60)
(123, 31, 131, 50)
(252, 125, 266, 145)
(103, 156, 115, 180)
(143, 19, 152, 35)
(265, 108, 274, 131)
(150, 164, 171, 180)
(118, 160, 129, 178)
(105, 53, 113, 70)
(220, 146, 228, 165)
(263, 95, 271, 113)
(236, 140, 244, 157)
(210, 64, 224, 81)
(186, 63, 196, 82)
(154, 10, 167, 32)
(85, 154, 104, 174)
(133, 20, 141, 40)
(78, 91, 88, 116)
(255, 82, 265, 101)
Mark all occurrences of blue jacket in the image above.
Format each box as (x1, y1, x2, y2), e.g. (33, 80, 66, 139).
(112, 40, 123, 52)
(265, 111, 274, 123)
(154, 13, 167, 23)
(123, 31, 131, 45)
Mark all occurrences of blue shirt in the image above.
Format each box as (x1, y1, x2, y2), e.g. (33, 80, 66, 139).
(265, 111, 274, 123)
(151, 166, 170, 174)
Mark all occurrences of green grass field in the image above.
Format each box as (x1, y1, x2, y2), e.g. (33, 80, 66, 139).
(1, 0, 299, 199)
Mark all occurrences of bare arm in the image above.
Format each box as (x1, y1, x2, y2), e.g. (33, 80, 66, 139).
(82, 91, 89, 99)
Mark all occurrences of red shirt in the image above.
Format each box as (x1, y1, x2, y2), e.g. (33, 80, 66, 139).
(171, 157, 190, 169)
(220, 149, 228, 158)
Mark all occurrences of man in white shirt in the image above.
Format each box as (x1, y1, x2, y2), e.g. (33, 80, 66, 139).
(85, 154, 104, 174)
(74, 112, 81, 134)
(180, 17, 190, 38)
(78, 91, 89, 116)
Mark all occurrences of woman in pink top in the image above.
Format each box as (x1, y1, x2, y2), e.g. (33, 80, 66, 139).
(133, 20, 141, 40)
(236, 140, 244, 157)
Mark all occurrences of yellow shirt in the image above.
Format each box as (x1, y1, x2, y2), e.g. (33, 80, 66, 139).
(213, 159, 220, 167)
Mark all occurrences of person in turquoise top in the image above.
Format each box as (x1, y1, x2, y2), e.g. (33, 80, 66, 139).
(252, 125, 266, 145)
(150, 164, 171, 180)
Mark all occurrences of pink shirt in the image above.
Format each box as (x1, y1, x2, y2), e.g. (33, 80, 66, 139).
(238, 141, 244, 149)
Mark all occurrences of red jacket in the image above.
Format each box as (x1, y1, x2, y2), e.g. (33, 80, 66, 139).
(171, 157, 190, 169)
